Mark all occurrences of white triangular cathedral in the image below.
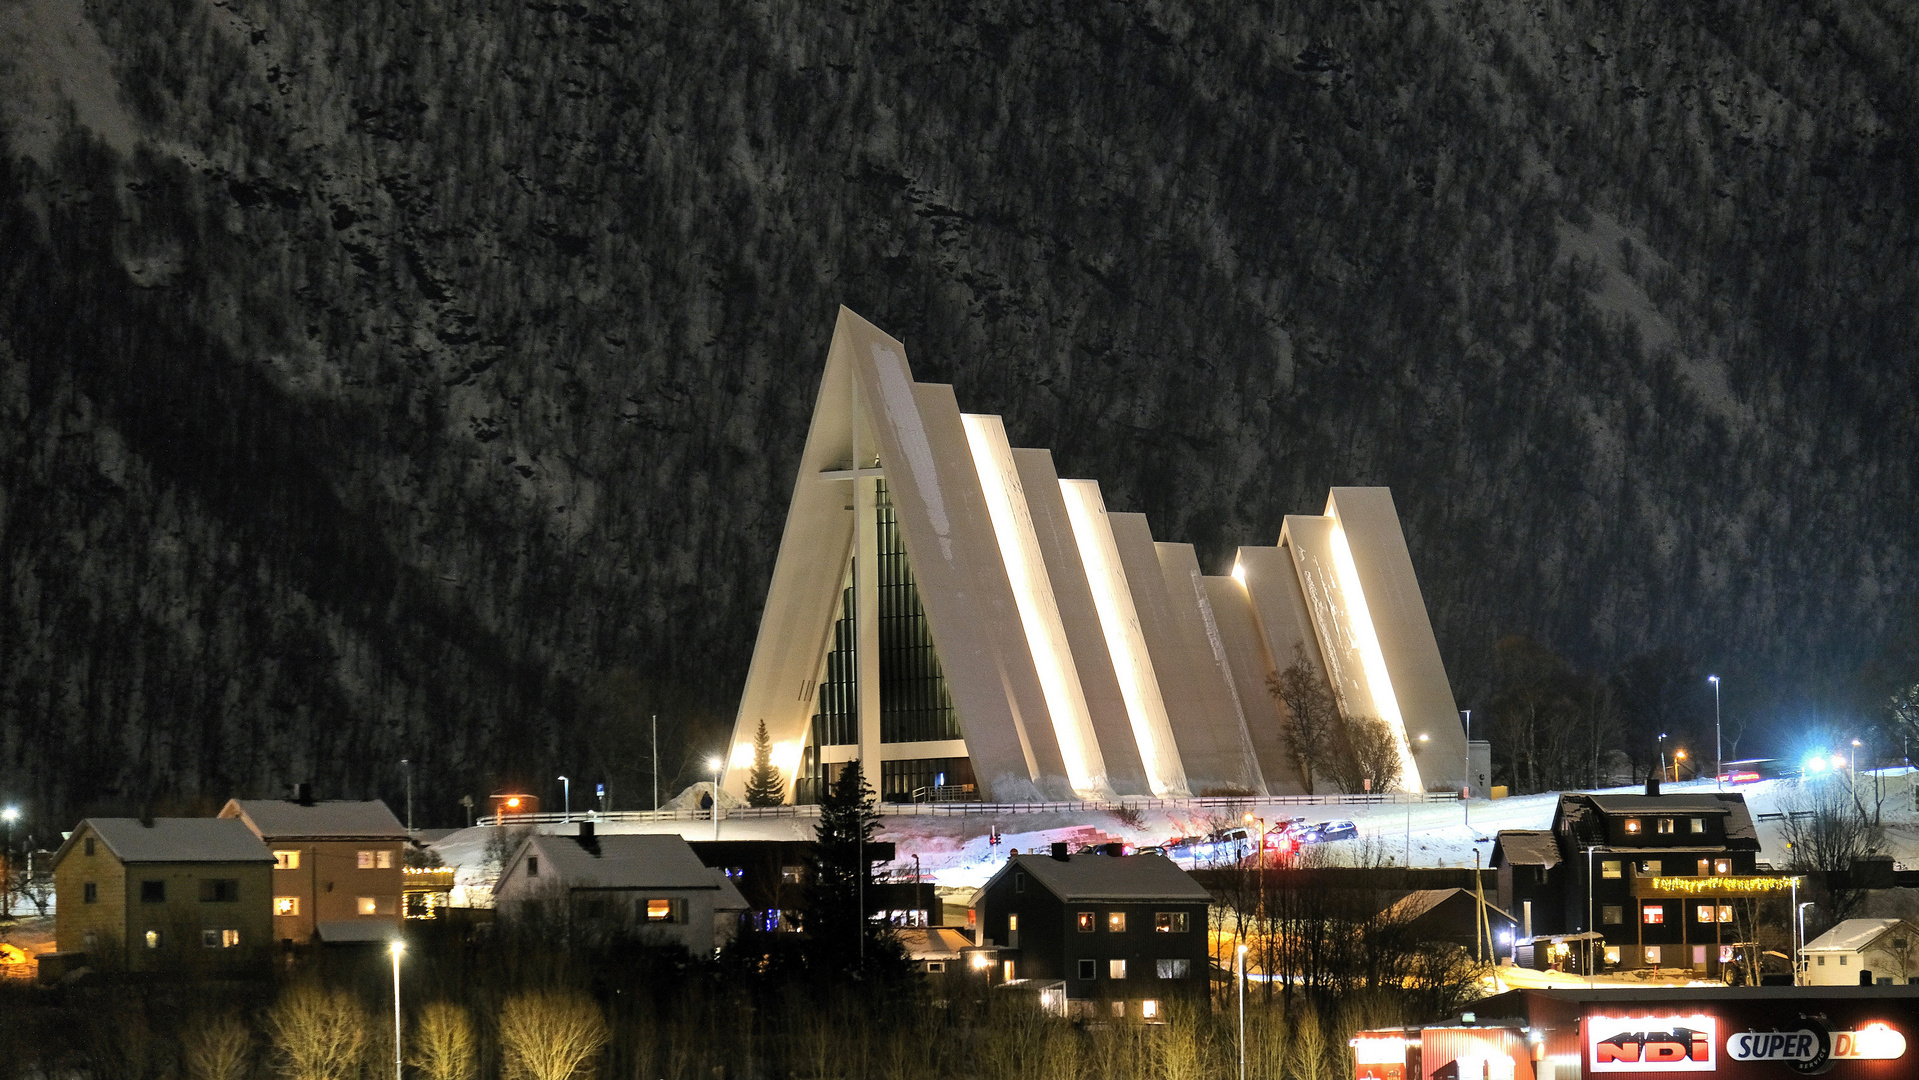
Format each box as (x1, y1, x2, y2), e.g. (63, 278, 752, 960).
(722, 308, 1466, 803)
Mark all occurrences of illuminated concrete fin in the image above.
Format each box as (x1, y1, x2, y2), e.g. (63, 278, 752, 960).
(1325, 488, 1464, 791)
(1153, 543, 1268, 796)
(1202, 575, 1305, 795)
(1233, 545, 1337, 793)
(962, 416, 1111, 800)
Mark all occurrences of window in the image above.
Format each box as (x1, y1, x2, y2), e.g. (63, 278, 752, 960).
(647, 899, 681, 923)
(1718, 906, 1733, 923)
(926, 961, 945, 973)
(84, 837, 95, 856)
(1657, 818, 1674, 834)
(1109, 959, 1127, 979)
(1697, 859, 1711, 876)
(356, 849, 393, 869)
(358, 897, 378, 915)
(1643, 905, 1665, 925)
(1142, 1000, 1160, 1020)
(1108, 912, 1127, 933)
(1078, 911, 1096, 932)
(1157, 958, 1191, 979)
(1014, 873, 1025, 893)
(83, 882, 98, 904)
(1003, 960, 1015, 981)
(275, 896, 300, 916)
(580, 899, 607, 919)
(201, 929, 240, 949)
(1645, 946, 1662, 964)
(1110, 1001, 1125, 1017)
(1601, 860, 1622, 879)
(1714, 859, 1731, 874)
(200, 879, 240, 903)
(1818, 956, 1826, 966)
(1720, 945, 1735, 963)
(1078, 959, 1097, 979)
(1692, 946, 1707, 966)
(781, 865, 805, 884)
(273, 850, 300, 870)
(1697, 904, 1715, 924)
(526, 856, 539, 877)
(1602, 905, 1623, 924)
(1640, 860, 1663, 875)
(1008, 914, 1020, 948)
(1156, 912, 1189, 933)
(140, 880, 166, 903)
(1691, 818, 1706, 834)
(1623, 819, 1642, 834)
(1605, 946, 1621, 964)
(1840, 955, 1849, 966)
(145, 930, 162, 949)
(1896, 938, 1910, 952)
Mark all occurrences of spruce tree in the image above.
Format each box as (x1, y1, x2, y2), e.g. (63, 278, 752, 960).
(744, 719, 785, 806)
(801, 759, 906, 982)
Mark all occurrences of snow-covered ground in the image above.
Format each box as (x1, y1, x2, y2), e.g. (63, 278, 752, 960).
(426, 773, 1919, 902)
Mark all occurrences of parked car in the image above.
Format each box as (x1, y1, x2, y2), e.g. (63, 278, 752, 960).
(1299, 820, 1359, 844)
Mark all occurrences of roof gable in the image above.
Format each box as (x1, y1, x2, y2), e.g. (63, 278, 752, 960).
(993, 853, 1211, 902)
(56, 818, 275, 865)
(496, 832, 745, 898)
(220, 799, 406, 840)
(1803, 918, 1908, 953)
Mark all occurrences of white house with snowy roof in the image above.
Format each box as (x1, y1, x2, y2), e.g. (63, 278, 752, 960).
(1800, 917, 1919, 985)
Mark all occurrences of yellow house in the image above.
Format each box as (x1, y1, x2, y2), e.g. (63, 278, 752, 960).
(219, 795, 407, 945)
(51, 818, 274, 972)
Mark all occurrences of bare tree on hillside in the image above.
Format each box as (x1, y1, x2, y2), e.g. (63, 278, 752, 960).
(1270, 643, 1340, 794)
(1780, 777, 1886, 922)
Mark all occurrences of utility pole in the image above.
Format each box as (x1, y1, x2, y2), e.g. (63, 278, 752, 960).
(652, 714, 659, 812)
(1708, 675, 1721, 790)
(401, 758, 414, 833)
(1462, 710, 1472, 830)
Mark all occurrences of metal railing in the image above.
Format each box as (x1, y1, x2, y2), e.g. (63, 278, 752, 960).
(474, 790, 1460, 828)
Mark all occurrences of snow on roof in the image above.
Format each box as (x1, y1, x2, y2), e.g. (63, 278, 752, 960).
(1492, 830, 1561, 869)
(220, 799, 406, 840)
(897, 927, 975, 960)
(1001, 853, 1210, 902)
(500, 833, 749, 907)
(1802, 918, 1907, 953)
(1558, 792, 1760, 849)
(57, 818, 274, 865)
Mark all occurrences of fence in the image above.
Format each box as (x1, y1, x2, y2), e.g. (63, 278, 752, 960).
(475, 790, 1461, 828)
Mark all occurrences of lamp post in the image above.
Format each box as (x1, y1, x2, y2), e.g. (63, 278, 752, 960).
(1674, 750, 1687, 784)
(1708, 676, 1721, 790)
(1795, 898, 1813, 986)
(1236, 942, 1248, 1080)
(1851, 739, 1862, 784)
(558, 775, 570, 823)
(388, 939, 405, 1080)
(0, 806, 17, 919)
(1462, 710, 1472, 830)
(708, 757, 724, 841)
(1657, 733, 1668, 785)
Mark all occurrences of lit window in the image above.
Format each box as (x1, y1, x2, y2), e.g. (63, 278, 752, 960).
(273, 850, 300, 871)
(1697, 904, 1715, 924)
(1697, 859, 1711, 876)
(358, 851, 376, 869)
(83, 882, 98, 903)
(1715, 859, 1731, 874)
(201, 929, 239, 948)
(1641, 861, 1663, 875)
(358, 897, 378, 915)
(647, 899, 677, 922)
(1602, 905, 1623, 924)
(378, 851, 393, 869)
(1141, 1000, 1160, 1020)
(1718, 906, 1733, 923)
(1108, 912, 1127, 933)
(1155, 912, 1188, 933)
(275, 896, 300, 916)
(1078, 912, 1095, 932)
(1645, 946, 1662, 964)
(1078, 959, 1096, 979)
(145, 930, 162, 949)
(1657, 818, 1674, 834)
(1109, 959, 1127, 979)
(1692, 946, 1707, 966)
(1720, 946, 1735, 963)
(1008, 914, 1020, 947)
(1623, 819, 1641, 834)
(1003, 960, 1016, 981)
(1601, 860, 1622, 879)
(526, 856, 539, 877)
(1157, 958, 1190, 979)
(1691, 818, 1706, 834)
(223, 929, 240, 948)
(1604, 946, 1621, 964)
(1643, 905, 1665, 925)
(781, 865, 804, 884)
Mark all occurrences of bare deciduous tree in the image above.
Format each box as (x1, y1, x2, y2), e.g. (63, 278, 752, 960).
(411, 1001, 478, 1080)
(1270, 643, 1340, 794)
(1780, 776, 1886, 922)
(266, 984, 369, 1080)
(499, 989, 609, 1080)
(1332, 717, 1402, 794)
(183, 1013, 253, 1080)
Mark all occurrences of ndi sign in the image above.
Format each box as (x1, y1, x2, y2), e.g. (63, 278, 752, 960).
(1589, 1015, 1717, 1072)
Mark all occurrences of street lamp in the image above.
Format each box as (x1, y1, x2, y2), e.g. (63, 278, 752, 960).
(1674, 750, 1687, 784)
(557, 775, 570, 823)
(1461, 710, 1472, 830)
(0, 806, 17, 919)
(388, 939, 405, 1080)
(1851, 739, 1862, 780)
(1708, 675, 1721, 790)
(1657, 733, 1668, 785)
(708, 757, 724, 841)
(1795, 899, 1813, 986)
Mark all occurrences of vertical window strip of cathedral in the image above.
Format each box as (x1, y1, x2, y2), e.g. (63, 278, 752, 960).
(875, 482, 962, 745)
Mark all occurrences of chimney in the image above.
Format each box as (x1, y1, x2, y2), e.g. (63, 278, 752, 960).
(1645, 768, 1661, 797)
(576, 820, 599, 856)
(292, 782, 314, 806)
(1051, 841, 1070, 861)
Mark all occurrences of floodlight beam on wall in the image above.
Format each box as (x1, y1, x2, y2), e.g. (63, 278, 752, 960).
(961, 414, 1108, 799)
(1326, 524, 1422, 792)
(1059, 479, 1190, 798)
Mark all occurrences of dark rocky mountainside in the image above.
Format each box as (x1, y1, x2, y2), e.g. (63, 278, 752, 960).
(1, 0, 1914, 824)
